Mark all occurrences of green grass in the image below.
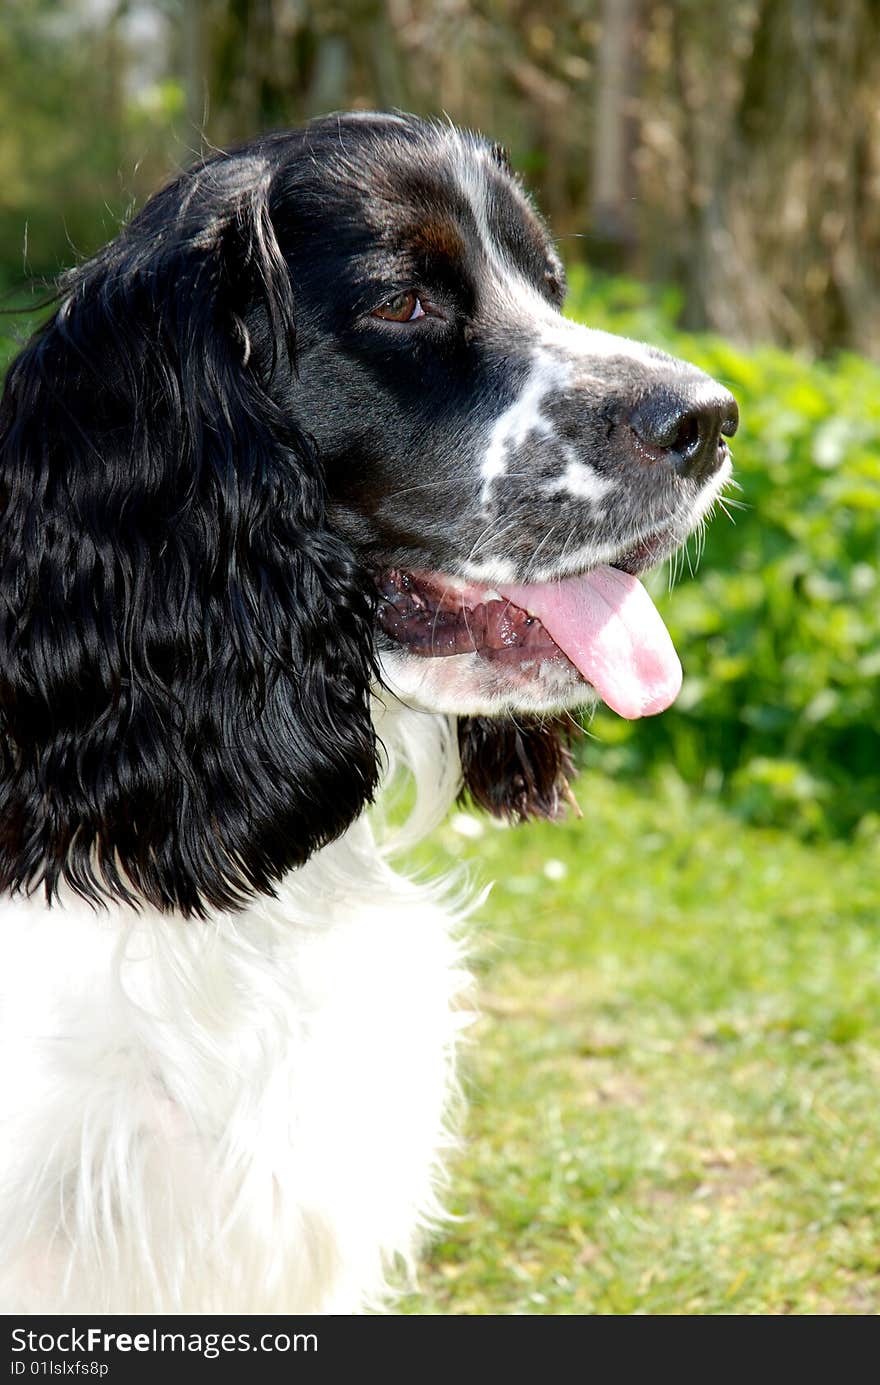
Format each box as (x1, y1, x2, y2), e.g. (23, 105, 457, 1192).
(397, 771, 880, 1315)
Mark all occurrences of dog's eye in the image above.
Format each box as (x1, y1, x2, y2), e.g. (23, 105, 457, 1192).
(372, 291, 426, 323)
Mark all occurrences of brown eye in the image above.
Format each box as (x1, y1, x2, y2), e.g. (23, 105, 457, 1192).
(372, 291, 426, 322)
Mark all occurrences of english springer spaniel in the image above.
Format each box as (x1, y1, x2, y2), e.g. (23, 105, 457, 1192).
(0, 112, 737, 1313)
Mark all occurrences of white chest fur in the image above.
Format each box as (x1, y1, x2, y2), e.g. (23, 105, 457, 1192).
(0, 706, 469, 1313)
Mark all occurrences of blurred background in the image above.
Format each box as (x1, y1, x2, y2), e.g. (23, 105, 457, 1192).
(2, 0, 880, 355)
(2, 0, 880, 1314)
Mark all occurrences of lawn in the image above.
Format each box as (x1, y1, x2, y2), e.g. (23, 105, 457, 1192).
(398, 770, 880, 1315)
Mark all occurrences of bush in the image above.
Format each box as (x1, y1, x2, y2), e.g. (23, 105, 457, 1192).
(566, 268, 880, 836)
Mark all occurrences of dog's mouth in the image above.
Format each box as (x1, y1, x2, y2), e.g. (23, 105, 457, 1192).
(376, 546, 683, 720)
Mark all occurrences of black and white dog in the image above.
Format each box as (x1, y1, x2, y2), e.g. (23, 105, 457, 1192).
(0, 113, 737, 1312)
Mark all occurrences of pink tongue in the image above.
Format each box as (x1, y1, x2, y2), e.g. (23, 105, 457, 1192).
(498, 565, 682, 719)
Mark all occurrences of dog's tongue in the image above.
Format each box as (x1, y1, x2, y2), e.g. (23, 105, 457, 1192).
(498, 565, 682, 719)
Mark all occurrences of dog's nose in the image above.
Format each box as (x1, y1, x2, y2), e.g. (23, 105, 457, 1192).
(628, 387, 739, 482)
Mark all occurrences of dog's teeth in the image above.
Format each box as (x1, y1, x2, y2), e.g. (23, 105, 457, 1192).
(483, 590, 503, 602)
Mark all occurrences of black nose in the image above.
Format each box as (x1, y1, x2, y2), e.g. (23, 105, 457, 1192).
(628, 387, 739, 481)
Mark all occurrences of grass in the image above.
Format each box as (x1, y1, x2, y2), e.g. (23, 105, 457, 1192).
(397, 770, 880, 1315)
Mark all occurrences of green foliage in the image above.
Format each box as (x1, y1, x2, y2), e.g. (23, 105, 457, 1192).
(565, 268, 880, 836)
(0, 1, 183, 284)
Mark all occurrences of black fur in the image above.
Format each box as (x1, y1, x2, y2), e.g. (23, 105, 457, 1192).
(0, 156, 378, 915)
(458, 716, 579, 822)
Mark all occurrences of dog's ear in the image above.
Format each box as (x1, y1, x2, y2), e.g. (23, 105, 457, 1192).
(0, 157, 379, 916)
(457, 716, 580, 822)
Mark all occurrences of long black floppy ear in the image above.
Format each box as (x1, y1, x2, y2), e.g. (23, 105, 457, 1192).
(457, 716, 580, 822)
(0, 155, 379, 916)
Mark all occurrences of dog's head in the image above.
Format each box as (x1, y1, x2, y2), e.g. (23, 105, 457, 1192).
(0, 113, 736, 913)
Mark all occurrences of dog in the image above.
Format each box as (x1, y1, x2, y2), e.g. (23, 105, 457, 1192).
(0, 112, 737, 1313)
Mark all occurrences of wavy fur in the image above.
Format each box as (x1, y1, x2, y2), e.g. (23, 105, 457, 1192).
(0, 157, 378, 915)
